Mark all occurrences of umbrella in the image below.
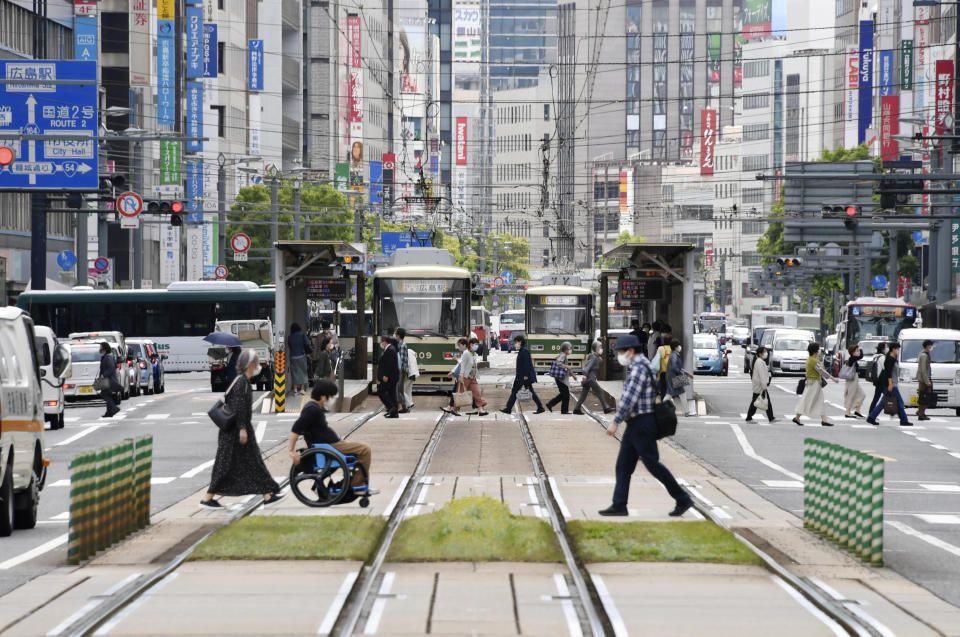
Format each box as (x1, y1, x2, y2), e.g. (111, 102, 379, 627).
(203, 332, 242, 347)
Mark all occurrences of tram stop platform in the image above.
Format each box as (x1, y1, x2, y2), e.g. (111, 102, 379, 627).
(261, 379, 370, 414)
(6, 402, 960, 636)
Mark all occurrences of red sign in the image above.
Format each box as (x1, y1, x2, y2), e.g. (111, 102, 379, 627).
(347, 16, 362, 125)
(74, 0, 97, 17)
(230, 233, 251, 253)
(116, 191, 143, 217)
(214, 265, 229, 280)
(936, 60, 954, 136)
(700, 109, 717, 176)
(880, 96, 900, 161)
(455, 117, 468, 166)
(382, 152, 395, 204)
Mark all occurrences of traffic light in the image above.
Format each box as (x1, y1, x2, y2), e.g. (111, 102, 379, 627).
(98, 173, 127, 197)
(844, 205, 858, 230)
(145, 200, 185, 226)
(879, 178, 925, 209)
(0, 146, 13, 166)
(776, 257, 802, 268)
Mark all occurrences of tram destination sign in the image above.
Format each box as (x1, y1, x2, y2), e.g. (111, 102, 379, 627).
(617, 278, 665, 307)
(306, 278, 349, 301)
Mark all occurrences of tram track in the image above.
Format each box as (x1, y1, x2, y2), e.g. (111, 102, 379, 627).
(580, 405, 881, 637)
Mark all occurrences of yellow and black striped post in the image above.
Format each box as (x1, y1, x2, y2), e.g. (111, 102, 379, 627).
(274, 350, 286, 413)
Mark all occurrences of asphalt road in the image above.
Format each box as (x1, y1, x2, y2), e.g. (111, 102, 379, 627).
(0, 373, 296, 598)
(679, 352, 960, 608)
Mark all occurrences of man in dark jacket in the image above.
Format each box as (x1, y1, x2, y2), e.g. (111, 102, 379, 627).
(98, 342, 121, 418)
(377, 336, 400, 418)
(500, 335, 545, 414)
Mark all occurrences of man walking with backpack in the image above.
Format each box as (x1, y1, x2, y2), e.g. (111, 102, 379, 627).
(866, 342, 887, 416)
(866, 342, 913, 427)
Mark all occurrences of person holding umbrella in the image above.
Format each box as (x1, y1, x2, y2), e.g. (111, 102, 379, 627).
(204, 331, 244, 391)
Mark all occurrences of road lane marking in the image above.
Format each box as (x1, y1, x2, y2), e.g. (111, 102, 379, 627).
(889, 521, 960, 558)
(93, 572, 179, 635)
(49, 511, 69, 520)
(553, 573, 583, 637)
(729, 423, 803, 482)
(762, 480, 804, 489)
(0, 534, 68, 570)
(914, 514, 960, 524)
(590, 575, 627, 637)
(317, 571, 359, 634)
(144, 414, 169, 420)
(150, 477, 176, 485)
(255, 420, 266, 443)
(549, 477, 571, 518)
(382, 476, 409, 518)
(55, 425, 105, 446)
(679, 480, 732, 519)
(771, 576, 846, 637)
(48, 479, 70, 487)
(46, 572, 143, 636)
(362, 571, 395, 635)
(180, 460, 214, 479)
(806, 577, 896, 637)
(406, 476, 432, 517)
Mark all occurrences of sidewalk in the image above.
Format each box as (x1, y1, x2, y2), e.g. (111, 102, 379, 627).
(3, 409, 960, 635)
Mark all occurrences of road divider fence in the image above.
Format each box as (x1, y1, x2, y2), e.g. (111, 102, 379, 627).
(68, 435, 152, 564)
(803, 438, 883, 566)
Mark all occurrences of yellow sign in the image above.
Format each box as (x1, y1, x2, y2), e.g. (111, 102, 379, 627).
(158, 0, 175, 20)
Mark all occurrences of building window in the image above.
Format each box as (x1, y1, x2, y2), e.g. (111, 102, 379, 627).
(742, 93, 770, 110)
(606, 182, 619, 199)
(211, 105, 226, 138)
(743, 123, 769, 141)
(217, 42, 225, 74)
(743, 60, 770, 79)
(741, 252, 762, 266)
(542, 249, 550, 267)
(742, 155, 768, 172)
(543, 104, 550, 120)
(662, 184, 674, 202)
(742, 187, 764, 204)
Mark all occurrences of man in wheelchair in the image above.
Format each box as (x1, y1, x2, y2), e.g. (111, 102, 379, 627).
(287, 379, 379, 498)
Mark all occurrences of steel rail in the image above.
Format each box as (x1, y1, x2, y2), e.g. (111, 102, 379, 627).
(581, 406, 879, 637)
(65, 405, 384, 636)
(516, 408, 613, 637)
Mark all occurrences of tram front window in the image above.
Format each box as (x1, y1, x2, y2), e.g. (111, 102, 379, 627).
(529, 306, 589, 335)
(377, 279, 468, 337)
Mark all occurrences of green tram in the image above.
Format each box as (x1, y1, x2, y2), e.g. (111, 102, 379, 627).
(524, 285, 594, 373)
(372, 248, 473, 390)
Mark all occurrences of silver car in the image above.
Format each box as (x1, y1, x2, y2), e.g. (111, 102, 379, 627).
(765, 329, 815, 376)
(63, 343, 122, 403)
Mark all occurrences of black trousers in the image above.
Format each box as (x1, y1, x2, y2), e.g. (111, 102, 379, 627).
(100, 387, 118, 414)
(504, 377, 544, 411)
(612, 413, 690, 508)
(546, 378, 570, 413)
(868, 384, 884, 415)
(745, 391, 774, 421)
(378, 381, 398, 414)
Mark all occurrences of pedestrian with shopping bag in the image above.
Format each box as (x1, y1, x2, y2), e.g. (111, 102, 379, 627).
(866, 342, 913, 427)
(458, 337, 488, 416)
(502, 335, 545, 414)
(840, 345, 865, 419)
(96, 342, 121, 418)
(545, 342, 573, 414)
(867, 342, 888, 415)
(745, 346, 774, 422)
(664, 339, 693, 417)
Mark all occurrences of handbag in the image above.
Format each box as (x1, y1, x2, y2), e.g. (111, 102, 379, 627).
(548, 360, 568, 380)
(208, 377, 242, 430)
(93, 377, 106, 392)
(883, 395, 898, 416)
(672, 374, 691, 389)
(753, 392, 769, 411)
(653, 398, 678, 439)
(517, 388, 533, 402)
(919, 386, 938, 408)
(820, 379, 828, 388)
(452, 391, 473, 408)
(796, 378, 806, 395)
(838, 364, 856, 381)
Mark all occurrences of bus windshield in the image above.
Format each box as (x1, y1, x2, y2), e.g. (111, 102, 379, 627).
(901, 339, 960, 363)
(499, 312, 523, 325)
(699, 315, 726, 333)
(847, 305, 916, 343)
(529, 307, 589, 335)
(376, 278, 468, 337)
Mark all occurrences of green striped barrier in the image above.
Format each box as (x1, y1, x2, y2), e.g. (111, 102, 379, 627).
(67, 436, 153, 565)
(803, 438, 883, 566)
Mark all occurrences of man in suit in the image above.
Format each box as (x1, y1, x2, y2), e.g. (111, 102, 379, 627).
(97, 342, 121, 418)
(500, 335, 545, 414)
(377, 336, 400, 418)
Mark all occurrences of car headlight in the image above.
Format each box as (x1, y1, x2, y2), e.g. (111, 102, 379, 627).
(710, 353, 719, 360)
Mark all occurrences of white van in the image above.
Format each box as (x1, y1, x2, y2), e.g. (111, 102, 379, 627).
(898, 328, 960, 416)
(33, 326, 65, 430)
(0, 308, 71, 535)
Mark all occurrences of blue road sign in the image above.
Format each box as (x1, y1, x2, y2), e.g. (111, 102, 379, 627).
(500, 270, 514, 284)
(381, 231, 432, 256)
(872, 274, 888, 290)
(74, 17, 97, 62)
(57, 250, 76, 270)
(0, 60, 98, 191)
(516, 297, 523, 304)
(157, 20, 175, 127)
(248, 40, 263, 91)
(913, 230, 926, 245)
(493, 295, 499, 303)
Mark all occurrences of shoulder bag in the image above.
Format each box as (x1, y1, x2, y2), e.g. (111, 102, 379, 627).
(208, 376, 242, 430)
(753, 391, 769, 412)
(672, 374, 691, 389)
(654, 397, 678, 439)
(548, 359, 568, 380)
(795, 378, 806, 395)
(837, 364, 856, 381)
(93, 377, 106, 392)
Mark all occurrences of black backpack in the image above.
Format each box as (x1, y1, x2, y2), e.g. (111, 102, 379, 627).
(867, 355, 882, 383)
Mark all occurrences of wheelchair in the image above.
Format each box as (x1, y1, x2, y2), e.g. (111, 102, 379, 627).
(289, 444, 372, 508)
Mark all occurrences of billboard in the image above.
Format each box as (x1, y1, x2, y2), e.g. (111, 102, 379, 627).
(845, 47, 859, 148)
(185, 5, 202, 78)
(858, 20, 873, 145)
(700, 109, 717, 176)
(742, 0, 771, 40)
(369, 160, 383, 204)
(347, 15, 362, 146)
(398, 6, 427, 94)
(453, 1, 481, 75)
(879, 50, 893, 96)
(157, 16, 175, 127)
(901, 40, 913, 91)
(382, 153, 395, 205)
(455, 116, 468, 166)
(880, 95, 899, 161)
(619, 169, 633, 234)
(936, 60, 954, 136)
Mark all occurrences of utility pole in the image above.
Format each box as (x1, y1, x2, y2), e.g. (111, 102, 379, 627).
(77, 197, 87, 286)
(293, 179, 302, 241)
(30, 194, 47, 290)
(218, 153, 226, 266)
(888, 232, 898, 298)
(132, 137, 143, 288)
(353, 205, 362, 242)
(270, 175, 279, 277)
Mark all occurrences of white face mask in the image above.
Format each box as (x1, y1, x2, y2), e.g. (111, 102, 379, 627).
(617, 352, 633, 367)
(471, 344, 479, 352)
(676, 346, 682, 353)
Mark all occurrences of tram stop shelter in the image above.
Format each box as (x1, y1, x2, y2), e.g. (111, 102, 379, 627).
(273, 240, 368, 381)
(598, 243, 697, 383)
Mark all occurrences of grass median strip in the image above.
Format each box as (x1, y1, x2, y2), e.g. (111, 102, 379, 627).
(568, 520, 763, 565)
(190, 516, 385, 561)
(387, 496, 563, 562)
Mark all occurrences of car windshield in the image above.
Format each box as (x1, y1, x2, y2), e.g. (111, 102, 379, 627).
(500, 313, 523, 325)
(694, 335, 718, 349)
(901, 339, 960, 363)
(128, 343, 146, 358)
(732, 327, 749, 337)
(775, 338, 810, 351)
(70, 347, 102, 362)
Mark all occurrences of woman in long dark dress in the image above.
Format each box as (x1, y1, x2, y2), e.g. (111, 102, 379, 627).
(201, 349, 283, 507)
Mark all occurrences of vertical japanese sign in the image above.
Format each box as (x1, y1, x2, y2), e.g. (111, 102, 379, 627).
(454, 117, 467, 223)
(878, 50, 893, 96)
(160, 141, 181, 185)
(73, 16, 97, 62)
(129, 1, 149, 86)
(335, 163, 349, 193)
(248, 39, 263, 91)
(369, 160, 383, 204)
(915, 6, 931, 111)
(733, 2, 744, 88)
(845, 47, 859, 149)
(700, 109, 717, 176)
(185, 5, 202, 79)
(160, 225, 180, 285)
(202, 24, 218, 78)
(742, 0, 771, 40)
(953, 220, 960, 273)
(857, 20, 874, 145)
(901, 40, 913, 91)
(880, 95, 899, 161)
(157, 0, 175, 127)
(619, 169, 633, 234)
(382, 153, 395, 205)
(248, 93, 261, 155)
(186, 81, 203, 152)
(936, 60, 954, 136)
(347, 16, 363, 144)
(186, 160, 204, 225)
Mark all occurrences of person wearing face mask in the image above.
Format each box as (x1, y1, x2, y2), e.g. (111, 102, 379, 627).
(459, 337, 488, 416)
(573, 341, 614, 415)
(377, 336, 400, 418)
(501, 335, 545, 415)
(313, 337, 335, 382)
(665, 339, 693, 416)
(442, 339, 465, 416)
(546, 341, 574, 414)
(745, 346, 775, 422)
(599, 334, 693, 517)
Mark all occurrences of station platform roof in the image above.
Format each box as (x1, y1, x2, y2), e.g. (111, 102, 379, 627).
(601, 242, 696, 282)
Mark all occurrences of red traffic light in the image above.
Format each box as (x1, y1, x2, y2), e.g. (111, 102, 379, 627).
(0, 146, 13, 166)
(846, 205, 857, 217)
(170, 201, 184, 214)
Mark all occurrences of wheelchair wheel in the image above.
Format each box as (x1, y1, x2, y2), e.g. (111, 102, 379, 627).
(359, 497, 370, 508)
(289, 447, 352, 507)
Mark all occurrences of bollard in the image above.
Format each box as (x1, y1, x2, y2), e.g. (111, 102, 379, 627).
(134, 435, 153, 529)
(274, 350, 286, 413)
(67, 451, 97, 564)
(868, 457, 884, 566)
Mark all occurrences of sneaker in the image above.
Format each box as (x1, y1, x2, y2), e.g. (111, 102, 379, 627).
(199, 499, 222, 508)
(744, 418, 754, 422)
(534, 408, 546, 414)
(900, 421, 914, 427)
(598, 505, 628, 517)
(263, 491, 285, 505)
(669, 499, 694, 517)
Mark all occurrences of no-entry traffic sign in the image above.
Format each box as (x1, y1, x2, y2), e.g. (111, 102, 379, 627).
(214, 264, 229, 279)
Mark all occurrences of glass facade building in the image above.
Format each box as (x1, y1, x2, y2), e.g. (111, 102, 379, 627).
(489, 0, 557, 90)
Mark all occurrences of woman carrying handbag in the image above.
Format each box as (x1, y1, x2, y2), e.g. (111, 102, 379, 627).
(793, 342, 839, 427)
(664, 339, 693, 417)
(201, 349, 283, 508)
(840, 345, 866, 418)
(745, 346, 775, 422)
